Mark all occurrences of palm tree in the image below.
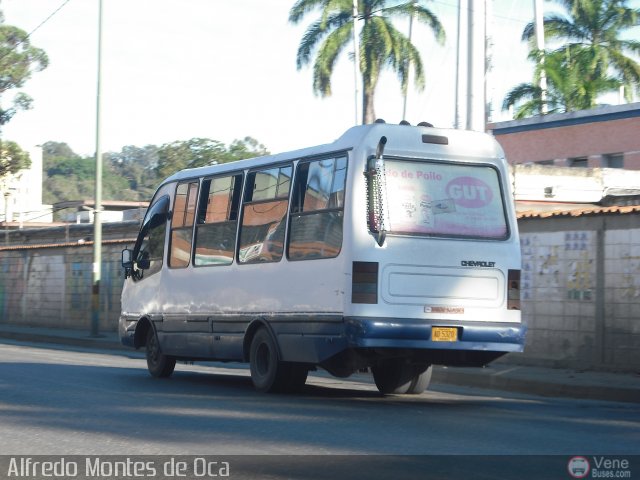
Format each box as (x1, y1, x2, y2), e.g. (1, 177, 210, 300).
(503, 47, 622, 118)
(289, 0, 445, 124)
(522, 0, 640, 102)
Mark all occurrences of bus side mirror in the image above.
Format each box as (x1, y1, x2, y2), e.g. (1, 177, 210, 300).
(122, 248, 133, 278)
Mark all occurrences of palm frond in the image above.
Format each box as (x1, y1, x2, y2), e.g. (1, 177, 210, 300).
(295, 12, 352, 69)
(289, 0, 327, 24)
(312, 22, 353, 96)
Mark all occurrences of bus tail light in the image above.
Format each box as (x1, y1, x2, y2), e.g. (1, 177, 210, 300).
(352, 261, 378, 304)
(507, 269, 520, 310)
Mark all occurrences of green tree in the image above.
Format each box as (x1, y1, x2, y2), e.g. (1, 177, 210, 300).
(106, 145, 160, 200)
(522, 0, 640, 102)
(42, 141, 80, 162)
(41, 142, 131, 204)
(289, 0, 445, 124)
(40, 136, 271, 205)
(503, 47, 622, 118)
(0, 10, 48, 128)
(155, 137, 270, 180)
(155, 138, 228, 180)
(225, 137, 269, 162)
(0, 139, 29, 178)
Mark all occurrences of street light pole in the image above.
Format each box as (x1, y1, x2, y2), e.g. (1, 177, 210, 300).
(91, 0, 104, 337)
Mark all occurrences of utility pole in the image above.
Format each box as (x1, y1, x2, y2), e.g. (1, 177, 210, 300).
(466, 0, 486, 132)
(533, 0, 547, 113)
(454, 0, 468, 129)
(402, 0, 416, 121)
(352, 0, 361, 125)
(485, 0, 493, 124)
(91, 0, 104, 337)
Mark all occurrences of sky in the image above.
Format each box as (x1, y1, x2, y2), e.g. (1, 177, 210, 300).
(1, 0, 638, 158)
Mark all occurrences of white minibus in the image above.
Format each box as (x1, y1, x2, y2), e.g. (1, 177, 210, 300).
(120, 121, 524, 394)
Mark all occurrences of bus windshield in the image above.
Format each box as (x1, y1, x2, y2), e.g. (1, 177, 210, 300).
(384, 159, 508, 240)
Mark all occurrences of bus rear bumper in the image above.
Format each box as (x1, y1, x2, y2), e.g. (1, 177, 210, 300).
(344, 317, 526, 353)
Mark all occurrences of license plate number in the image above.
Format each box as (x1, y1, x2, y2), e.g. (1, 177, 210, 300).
(432, 327, 458, 342)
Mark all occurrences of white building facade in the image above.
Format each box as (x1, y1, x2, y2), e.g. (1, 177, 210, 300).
(0, 146, 52, 224)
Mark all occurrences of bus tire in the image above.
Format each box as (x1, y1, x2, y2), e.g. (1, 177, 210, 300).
(405, 365, 433, 395)
(372, 360, 431, 395)
(145, 328, 176, 378)
(249, 328, 291, 393)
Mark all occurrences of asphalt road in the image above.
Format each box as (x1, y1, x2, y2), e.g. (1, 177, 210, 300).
(0, 341, 638, 458)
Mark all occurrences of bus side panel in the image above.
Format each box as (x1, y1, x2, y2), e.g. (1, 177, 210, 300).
(156, 256, 350, 362)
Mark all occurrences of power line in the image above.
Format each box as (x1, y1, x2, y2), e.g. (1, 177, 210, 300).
(0, 0, 72, 62)
(18, 0, 74, 39)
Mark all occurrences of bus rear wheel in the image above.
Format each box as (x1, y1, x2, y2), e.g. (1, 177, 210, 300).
(145, 328, 176, 378)
(249, 328, 307, 393)
(372, 360, 432, 395)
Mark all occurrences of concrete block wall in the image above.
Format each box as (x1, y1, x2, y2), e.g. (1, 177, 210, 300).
(603, 228, 640, 367)
(519, 230, 599, 367)
(519, 214, 640, 371)
(0, 222, 135, 332)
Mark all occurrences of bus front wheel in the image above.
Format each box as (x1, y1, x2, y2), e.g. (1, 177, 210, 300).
(145, 328, 176, 378)
(249, 328, 307, 393)
(372, 360, 432, 395)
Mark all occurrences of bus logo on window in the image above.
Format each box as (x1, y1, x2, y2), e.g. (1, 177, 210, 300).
(446, 176, 493, 208)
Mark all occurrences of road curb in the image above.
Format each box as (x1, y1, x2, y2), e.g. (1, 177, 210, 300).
(432, 368, 640, 404)
(0, 329, 124, 351)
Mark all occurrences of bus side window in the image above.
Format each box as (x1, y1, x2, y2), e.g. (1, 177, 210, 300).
(288, 156, 347, 260)
(239, 165, 292, 264)
(193, 173, 242, 266)
(169, 181, 199, 268)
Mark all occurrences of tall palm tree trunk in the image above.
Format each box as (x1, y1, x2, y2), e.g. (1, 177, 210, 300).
(363, 83, 376, 124)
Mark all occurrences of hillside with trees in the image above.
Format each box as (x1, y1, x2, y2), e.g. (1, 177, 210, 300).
(42, 137, 269, 205)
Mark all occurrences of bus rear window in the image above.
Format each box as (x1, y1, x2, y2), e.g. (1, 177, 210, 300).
(384, 159, 508, 240)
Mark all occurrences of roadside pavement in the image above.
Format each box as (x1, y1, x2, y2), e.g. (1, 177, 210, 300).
(0, 323, 638, 404)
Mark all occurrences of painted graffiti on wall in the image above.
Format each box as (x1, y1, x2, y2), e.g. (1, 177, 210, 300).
(606, 228, 640, 300)
(520, 233, 562, 302)
(620, 255, 640, 299)
(565, 232, 594, 301)
(520, 231, 595, 302)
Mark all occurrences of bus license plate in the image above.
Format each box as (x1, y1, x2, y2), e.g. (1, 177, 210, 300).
(432, 327, 458, 342)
